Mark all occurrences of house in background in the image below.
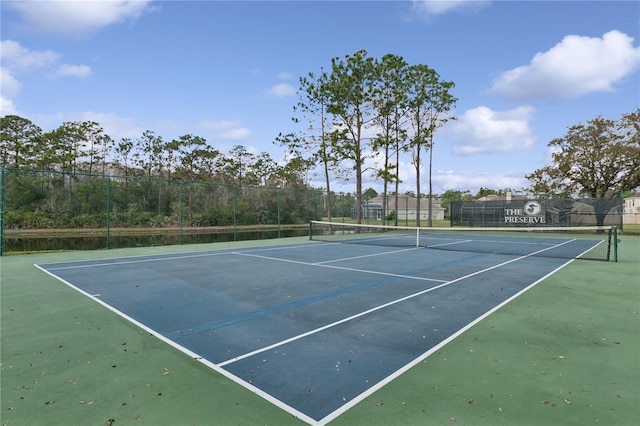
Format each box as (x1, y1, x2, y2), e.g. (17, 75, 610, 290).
(623, 192, 640, 225)
(355, 194, 445, 221)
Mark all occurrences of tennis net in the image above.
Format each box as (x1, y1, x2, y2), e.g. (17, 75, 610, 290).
(309, 221, 618, 262)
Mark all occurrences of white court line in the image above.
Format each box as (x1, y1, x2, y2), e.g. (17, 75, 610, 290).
(427, 239, 474, 248)
(34, 262, 318, 426)
(43, 251, 233, 270)
(312, 247, 419, 264)
(40, 241, 327, 271)
(218, 238, 576, 367)
(319, 255, 580, 425)
(232, 251, 448, 284)
(36, 236, 582, 426)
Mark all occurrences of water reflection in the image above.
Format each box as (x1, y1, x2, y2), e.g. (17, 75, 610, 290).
(4, 229, 309, 253)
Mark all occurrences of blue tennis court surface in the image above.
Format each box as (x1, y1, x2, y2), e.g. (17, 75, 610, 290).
(36, 241, 577, 424)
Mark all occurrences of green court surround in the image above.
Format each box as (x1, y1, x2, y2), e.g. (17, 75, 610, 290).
(1, 236, 638, 425)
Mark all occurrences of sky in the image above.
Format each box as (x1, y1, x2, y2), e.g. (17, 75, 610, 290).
(1, 0, 639, 195)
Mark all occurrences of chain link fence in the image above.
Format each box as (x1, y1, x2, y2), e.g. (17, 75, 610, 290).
(0, 167, 335, 254)
(1, 167, 627, 254)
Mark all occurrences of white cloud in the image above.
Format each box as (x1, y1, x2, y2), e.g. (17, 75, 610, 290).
(5, 0, 155, 37)
(0, 40, 59, 71)
(0, 96, 18, 117)
(0, 41, 90, 77)
(434, 170, 527, 193)
(445, 106, 536, 155)
(219, 127, 252, 142)
(0, 40, 92, 110)
(52, 64, 92, 78)
(74, 111, 143, 140)
(489, 30, 640, 102)
(324, 163, 528, 195)
(411, 0, 491, 17)
(0, 67, 22, 98)
(197, 119, 252, 142)
(267, 83, 296, 98)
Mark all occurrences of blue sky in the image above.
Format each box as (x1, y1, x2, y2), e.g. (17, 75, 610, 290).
(1, 0, 639, 195)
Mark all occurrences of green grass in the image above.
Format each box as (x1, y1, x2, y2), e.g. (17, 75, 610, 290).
(621, 223, 640, 235)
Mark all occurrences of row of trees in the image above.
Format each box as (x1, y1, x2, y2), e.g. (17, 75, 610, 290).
(0, 50, 457, 227)
(2, 169, 326, 230)
(0, 116, 311, 189)
(1, 48, 637, 231)
(278, 50, 456, 226)
(2, 108, 637, 229)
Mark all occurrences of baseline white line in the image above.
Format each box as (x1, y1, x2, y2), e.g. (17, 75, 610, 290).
(43, 251, 233, 270)
(41, 241, 325, 271)
(34, 263, 318, 426)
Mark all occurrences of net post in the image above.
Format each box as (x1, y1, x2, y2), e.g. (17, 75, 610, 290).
(0, 166, 5, 256)
(416, 227, 420, 248)
(613, 226, 618, 262)
(179, 181, 183, 245)
(309, 221, 312, 241)
(106, 175, 111, 250)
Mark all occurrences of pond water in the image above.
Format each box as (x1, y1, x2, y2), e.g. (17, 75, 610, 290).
(3, 229, 309, 253)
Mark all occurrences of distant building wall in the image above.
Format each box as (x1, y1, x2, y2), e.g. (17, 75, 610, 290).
(354, 195, 445, 221)
(623, 194, 640, 225)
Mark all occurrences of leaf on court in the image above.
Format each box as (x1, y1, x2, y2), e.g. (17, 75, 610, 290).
(541, 400, 549, 405)
(375, 402, 383, 407)
(162, 368, 172, 376)
(563, 398, 571, 404)
(45, 400, 55, 405)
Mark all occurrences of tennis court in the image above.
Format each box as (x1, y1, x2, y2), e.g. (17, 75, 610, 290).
(33, 223, 615, 424)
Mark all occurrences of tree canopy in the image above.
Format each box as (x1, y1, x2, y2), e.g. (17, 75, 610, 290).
(0, 115, 309, 189)
(527, 109, 640, 198)
(279, 50, 457, 224)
